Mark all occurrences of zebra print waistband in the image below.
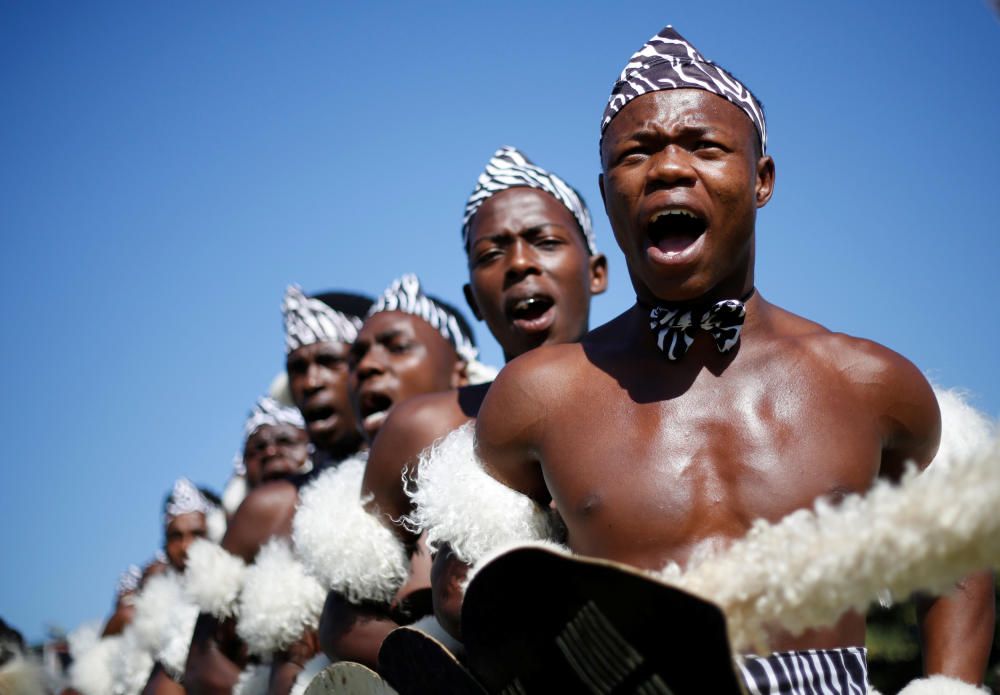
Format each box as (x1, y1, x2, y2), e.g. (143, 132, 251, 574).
(738, 648, 868, 695)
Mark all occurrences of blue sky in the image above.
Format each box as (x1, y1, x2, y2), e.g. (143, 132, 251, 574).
(1, 2, 998, 642)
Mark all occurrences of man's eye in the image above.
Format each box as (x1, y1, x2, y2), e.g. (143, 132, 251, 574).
(388, 341, 412, 354)
(537, 238, 563, 249)
(474, 249, 501, 265)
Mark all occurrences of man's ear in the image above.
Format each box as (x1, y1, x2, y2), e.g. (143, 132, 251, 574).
(589, 253, 609, 295)
(451, 359, 469, 389)
(755, 155, 775, 208)
(463, 283, 482, 321)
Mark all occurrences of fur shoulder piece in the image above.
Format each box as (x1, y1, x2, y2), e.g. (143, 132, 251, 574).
(292, 455, 409, 605)
(932, 386, 995, 471)
(290, 654, 331, 695)
(156, 593, 199, 680)
(403, 423, 559, 566)
(233, 663, 270, 695)
(109, 626, 153, 695)
(183, 538, 247, 618)
(664, 393, 999, 653)
(897, 676, 988, 694)
(0, 655, 45, 695)
(68, 635, 121, 695)
(131, 571, 184, 654)
(236, 537, 326, 655)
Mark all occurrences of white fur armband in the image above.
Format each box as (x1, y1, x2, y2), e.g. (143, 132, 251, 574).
(183, 538, 246, 618)
(931, 386, 995, 471)
(236, 538, 326, 655)
(109, 627, 153, 695)
(665, 390, 999, 654)
(897, 676, 988, 694)
(293, 455, 409, 605)
(404, 423, 559, 567)
(68, 634, 121, 695)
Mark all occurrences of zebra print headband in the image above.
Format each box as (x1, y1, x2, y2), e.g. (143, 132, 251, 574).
(462, 146, 597, 255)
(282, 285, 363, 354)
(164, 477, 212, 522)
(602, 25, 767, 152)
(368, 274, 478, 364)
(243, 395, 305, 441)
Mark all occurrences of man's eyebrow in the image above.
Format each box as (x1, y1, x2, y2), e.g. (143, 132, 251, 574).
(375, 328, 406, 342)
(472, 223, 565, 246)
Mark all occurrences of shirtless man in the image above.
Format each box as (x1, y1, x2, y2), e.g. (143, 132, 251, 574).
(295, 274, 483, 669)
(183, 288, 370, 695)
(361, 146, 607, 641)
(473, 26, 993, 691)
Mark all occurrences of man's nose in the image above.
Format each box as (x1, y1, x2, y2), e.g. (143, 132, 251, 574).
(504, 239, 540, 285)
(647, 145, 696, 187)
(354, 348, 386, 381)
(304, 362, 325, 390)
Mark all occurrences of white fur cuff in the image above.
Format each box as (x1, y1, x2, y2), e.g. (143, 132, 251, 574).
(237, 538, 326, 655)
(233, 663, 270, 695)
(663, 389, 999, 653)
(293, 455, 410, 605)
(404, 423, 559, 566)
(290, 654, 331, 695)
(897, 676, 988, 694)
(183, 538, 247, 618)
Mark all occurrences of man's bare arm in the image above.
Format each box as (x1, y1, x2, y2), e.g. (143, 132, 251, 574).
(475, 349, 560, 504)
(221, 480, 297, 563)
(864, 342, 993, 682)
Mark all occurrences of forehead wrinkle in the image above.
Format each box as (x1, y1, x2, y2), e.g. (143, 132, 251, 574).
(473, 223, 569, 247)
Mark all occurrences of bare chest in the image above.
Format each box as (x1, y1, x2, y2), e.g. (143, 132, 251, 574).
(539, 364, 882, 568)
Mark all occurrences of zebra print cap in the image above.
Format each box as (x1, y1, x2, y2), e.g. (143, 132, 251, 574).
(116, 564, 143, 597)
(602, 25, 767, 152)
(462, 146, 597, 255)
(243, 396, 305, 441)
(368, 274, 479, 364)
(282, 285, 364, 354)
(164, 478, 212, 522)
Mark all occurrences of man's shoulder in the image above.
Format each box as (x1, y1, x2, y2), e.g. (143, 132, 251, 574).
(372, 388, 480, 459)
(223, 480, 298, 560)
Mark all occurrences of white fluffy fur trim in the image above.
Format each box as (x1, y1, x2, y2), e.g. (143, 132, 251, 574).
(223, 475, 249, 515)
(131, 571, 184, 654)
(66, 620, 102, 661)
(156, 595, 199, 680)
(404, 423, 560, 566)
(931, 386, 995, 471)
(0, 655, 45, 695)
(897, 676, 988, 694)
(109, 626, 153, 695)
(663, 430, 1000, 653)
(183, 538, 246, 618)
(237, 537, 327, 655)
(292, 456, 409, 604)
(233, 663, 271, 695)
(207, 505, 228, 543)
(68, 635, 121, 695)
(290, 654, 331, 695)
(465, 359, 499, 386)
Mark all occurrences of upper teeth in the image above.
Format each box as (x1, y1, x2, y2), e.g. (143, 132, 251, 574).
(514, 297, 540, 311)
(651, 209, 697, 222)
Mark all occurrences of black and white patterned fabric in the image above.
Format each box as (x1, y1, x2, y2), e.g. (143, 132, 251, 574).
(648, 290, 753, 361)
(462, 146, 597, 255)
(243, 395, 305, 440)
(368, 274, 479, 364)
(738, 648, 869, 695)
(602, 25, 767, 152)
(164, 477, 211, 522)
(115, 564, 142, 597)
(282, 285, 364, 354)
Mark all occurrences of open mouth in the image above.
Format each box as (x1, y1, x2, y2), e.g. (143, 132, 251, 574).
(646, 209, 707, 258)
(359, 391, 394, 432)
(505, 294, 556, 333)
(302, 404, 335, 425)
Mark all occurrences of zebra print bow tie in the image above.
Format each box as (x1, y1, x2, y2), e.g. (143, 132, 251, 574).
(648, 290, 754, 361)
